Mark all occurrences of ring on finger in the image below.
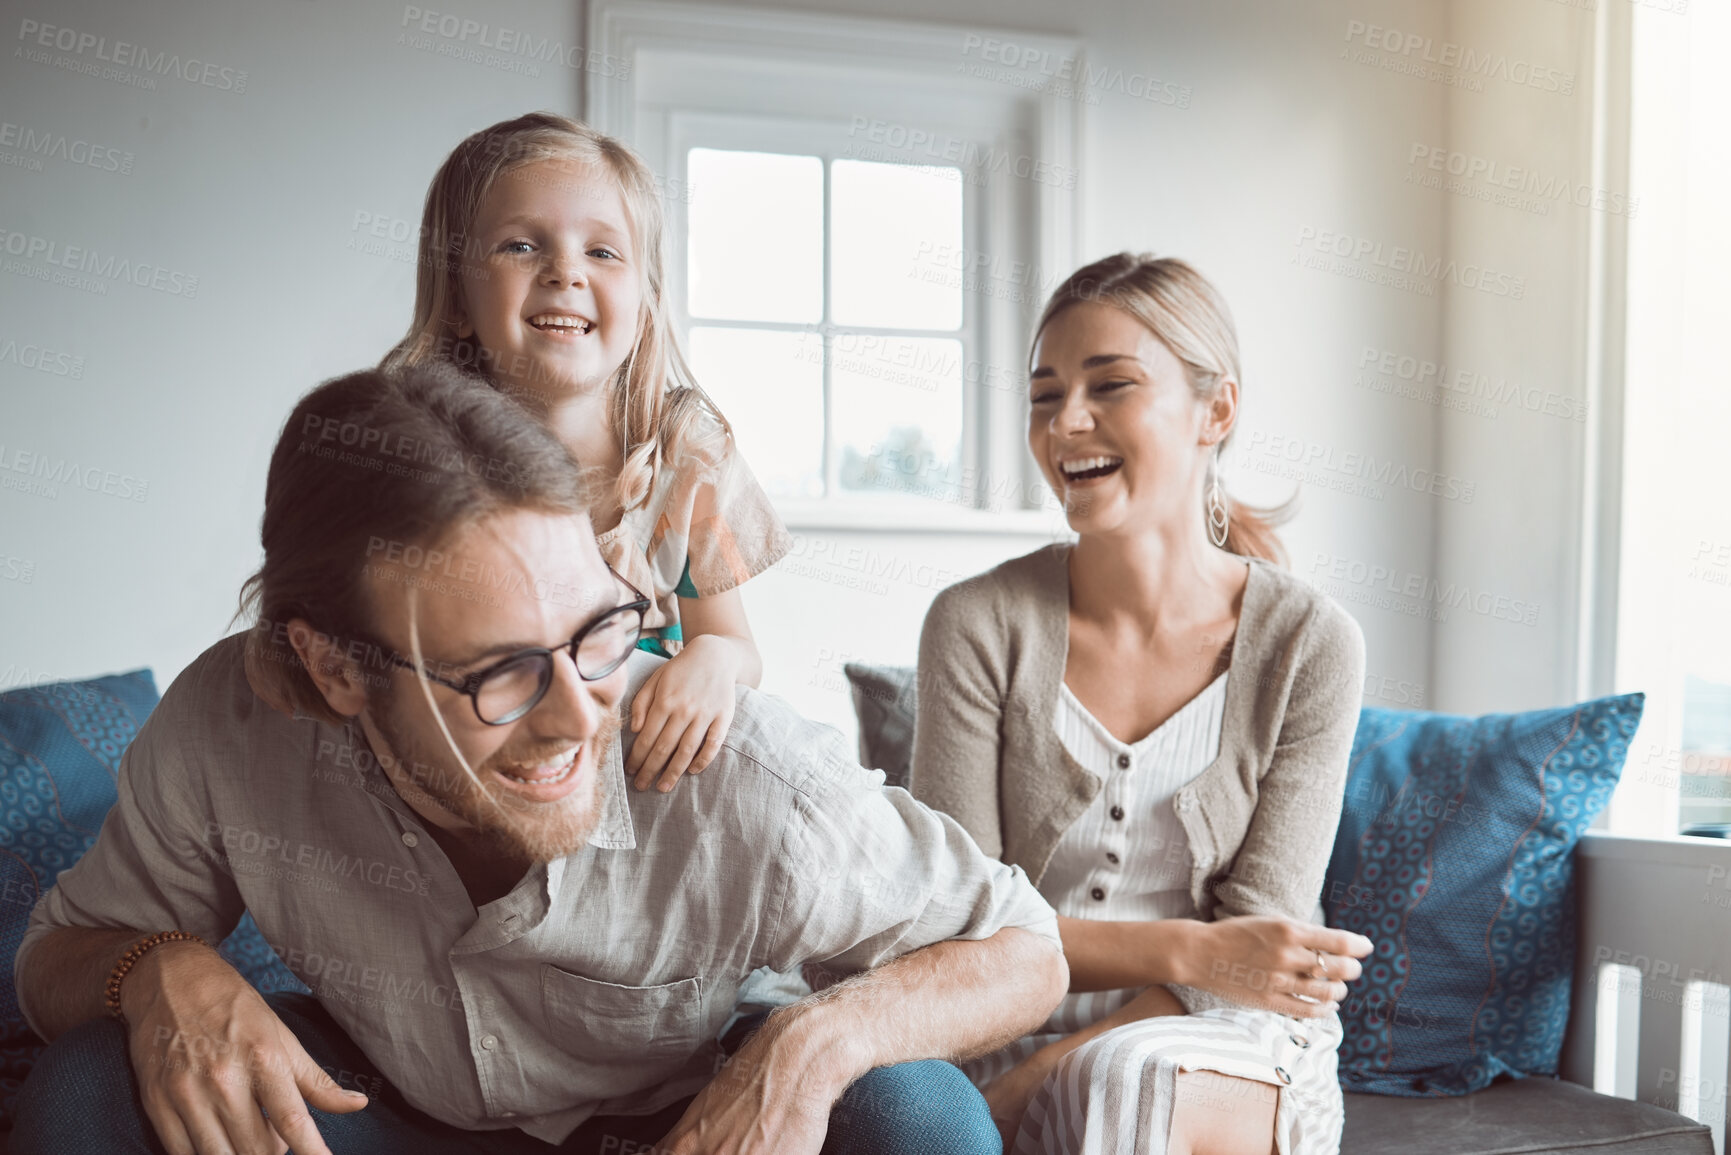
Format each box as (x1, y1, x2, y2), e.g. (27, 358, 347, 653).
(1314, 949, 1330, 979)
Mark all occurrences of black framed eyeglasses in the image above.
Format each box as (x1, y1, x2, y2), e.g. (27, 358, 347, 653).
(377, 568, 650, 726)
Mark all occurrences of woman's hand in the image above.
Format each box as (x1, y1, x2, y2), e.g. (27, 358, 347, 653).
(1177, 916, 1373, 1017)
(627, 636, 741, 791)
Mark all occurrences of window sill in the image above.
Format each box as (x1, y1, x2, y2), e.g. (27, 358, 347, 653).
(774, 499, 1072, 536)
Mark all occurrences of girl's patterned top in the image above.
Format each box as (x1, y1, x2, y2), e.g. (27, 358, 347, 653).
(595, 407, 791, 657)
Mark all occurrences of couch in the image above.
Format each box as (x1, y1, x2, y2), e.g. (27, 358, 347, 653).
(0, 669, 1722, 1154)
(841, 662, 1723, 1155)
(1336, 827, 1725, 1153)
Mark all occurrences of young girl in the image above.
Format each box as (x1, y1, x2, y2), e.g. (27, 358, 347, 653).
(382, 112, 791, 793)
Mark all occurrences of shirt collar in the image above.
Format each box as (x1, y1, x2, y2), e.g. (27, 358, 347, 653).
(586, 730, 636, 850)
(579, 650, 667, 853)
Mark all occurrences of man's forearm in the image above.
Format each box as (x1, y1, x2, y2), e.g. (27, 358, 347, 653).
(746, 926, 1068, 1103)
(17, 926, 157, 1041)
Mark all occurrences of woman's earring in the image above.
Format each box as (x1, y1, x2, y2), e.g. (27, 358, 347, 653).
(1206, 448, 1230, 549)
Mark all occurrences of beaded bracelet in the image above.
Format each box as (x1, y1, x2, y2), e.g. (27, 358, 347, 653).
(104, 930, 208, 1020)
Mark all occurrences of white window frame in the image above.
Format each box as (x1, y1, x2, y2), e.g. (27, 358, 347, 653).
(1606, 0, 1731, 837)
(672, 115, 984, 509)
(586, 0, 1081, 532)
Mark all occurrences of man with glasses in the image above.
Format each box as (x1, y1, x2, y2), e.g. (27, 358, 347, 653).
(11, 365, 1066, 1155)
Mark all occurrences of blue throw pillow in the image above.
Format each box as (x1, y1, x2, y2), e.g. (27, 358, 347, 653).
(0, 672, 306, 1124)
(1325, 693, 1643, 1096)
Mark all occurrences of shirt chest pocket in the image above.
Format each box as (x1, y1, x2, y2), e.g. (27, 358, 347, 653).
(540, 965, 706, 1061)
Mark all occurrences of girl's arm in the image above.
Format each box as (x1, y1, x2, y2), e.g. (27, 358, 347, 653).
(676, 585, 763, 686)
(624, 427, 785, 789)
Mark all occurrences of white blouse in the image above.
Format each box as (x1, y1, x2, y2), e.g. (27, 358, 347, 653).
(1040, 673, 1229, 922)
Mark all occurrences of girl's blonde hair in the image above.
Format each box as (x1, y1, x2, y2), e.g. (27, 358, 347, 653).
(1031, 252, 1293, 566)
(381, 111, 725, 515)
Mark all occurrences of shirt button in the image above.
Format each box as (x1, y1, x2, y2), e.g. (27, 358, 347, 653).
(1176, 796, 1194, 812)
(1091, 887, 1106, 901)
(1106, 852, 1120, 865)
(401, 831, 419, 848)
(479, 1034, 498, 1051)
(1110, 806, 1125, 821)
(1116, 753, 1131, 769)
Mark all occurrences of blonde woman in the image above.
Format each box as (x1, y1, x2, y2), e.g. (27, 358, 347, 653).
(911, 253, 1374, 1155)
(384, 112, 791, 794)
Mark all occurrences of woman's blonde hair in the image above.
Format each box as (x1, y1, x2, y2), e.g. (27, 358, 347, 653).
(381, 111, 725, 516)
(1031, 252, 1292, 565)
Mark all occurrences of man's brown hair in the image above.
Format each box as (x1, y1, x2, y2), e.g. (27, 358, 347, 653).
(239, 362, 592, 722)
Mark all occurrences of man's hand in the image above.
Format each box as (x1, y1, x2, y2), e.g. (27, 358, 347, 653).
(627, 636, 741, 791)
(1176, 916, 1373, 1017)
(123, 940, 367, 1155)
(657, 1009, 850, 1155)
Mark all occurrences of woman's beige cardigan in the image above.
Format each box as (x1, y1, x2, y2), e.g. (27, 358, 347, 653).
(910, 542, 1365, 1008)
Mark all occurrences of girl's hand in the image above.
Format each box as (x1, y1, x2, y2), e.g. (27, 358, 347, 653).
(1178, 916, 1373, 1017)
(627, 636, 740, 791)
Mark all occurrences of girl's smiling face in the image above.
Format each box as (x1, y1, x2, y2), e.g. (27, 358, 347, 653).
(1028, 300, 1233, 536)
(457, 158, 643, 399)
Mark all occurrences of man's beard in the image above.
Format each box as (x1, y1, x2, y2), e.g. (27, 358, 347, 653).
(368, 695, 620, 864)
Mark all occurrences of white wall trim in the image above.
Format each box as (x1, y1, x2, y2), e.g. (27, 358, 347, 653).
(1576, 0, 1634, 705)
(585, 0, 1081, 267)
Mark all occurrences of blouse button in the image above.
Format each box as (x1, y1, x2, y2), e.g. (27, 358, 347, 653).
(479, 1035, 498, 1052)
(1116, 753, 1131, 769)
(1109, 806, 1125, 821)
(1105, 852, 1120, 865)
(1090, 887, 1106, 901)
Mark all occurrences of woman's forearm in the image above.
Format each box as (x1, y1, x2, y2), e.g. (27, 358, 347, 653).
(1059, 915, 1206, 991)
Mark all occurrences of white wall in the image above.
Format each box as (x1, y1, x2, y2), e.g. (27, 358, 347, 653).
(1433, 0, 1603, 715)
(1, 0, 1603, 759)
(0, 0, 585, 688)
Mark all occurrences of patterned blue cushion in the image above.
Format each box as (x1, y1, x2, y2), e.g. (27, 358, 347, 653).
(0, 671, 306, 1125)
(1324, 694, 1643, 1096)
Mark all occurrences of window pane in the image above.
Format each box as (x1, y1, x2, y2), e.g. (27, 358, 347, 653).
(830, 160, 964, 330)
(688, 149, 823, 323)
(833, 336, 964, 503)
(1680, 676, 1731, 830)
(687, 327, 823, 498)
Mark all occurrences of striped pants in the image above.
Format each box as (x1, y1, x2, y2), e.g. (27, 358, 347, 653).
(963, 989, 1344, 1155)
